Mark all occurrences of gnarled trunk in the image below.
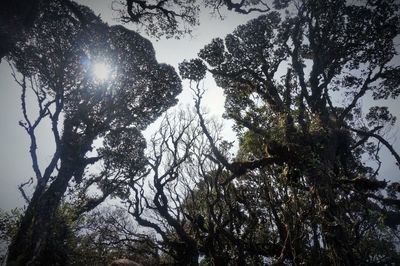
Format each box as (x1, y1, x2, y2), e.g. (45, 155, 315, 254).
(7, 165, 74, 266)
(7, 119, 94, 265)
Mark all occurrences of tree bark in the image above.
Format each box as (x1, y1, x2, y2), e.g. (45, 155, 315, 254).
(7, 164, 74, 266)
(7, 118, 93, 265)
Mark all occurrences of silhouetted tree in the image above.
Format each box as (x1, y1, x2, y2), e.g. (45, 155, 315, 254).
(120, 109, 283, 265)
(3, 1, 400, 265)
(179, 0, 400, 264)
(0, 0, 271, 61)
(116, 0, 270, 38)
(6, 1, 181, 265)
(122, 110, 205, 265)
(67, 207, 159, 266)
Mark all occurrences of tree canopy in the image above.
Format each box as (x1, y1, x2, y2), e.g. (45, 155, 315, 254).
(1, 0, 400, 265)
(177, 0, 400, 264)
(5, 1, 181, 265)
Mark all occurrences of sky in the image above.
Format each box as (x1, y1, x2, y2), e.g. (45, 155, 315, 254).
(0, 0, 399, 211)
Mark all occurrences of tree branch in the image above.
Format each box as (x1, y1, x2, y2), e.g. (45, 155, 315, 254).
(193, 82, 279, 179)
(350, 127, 400, 169)
(18, 177, 33, 204)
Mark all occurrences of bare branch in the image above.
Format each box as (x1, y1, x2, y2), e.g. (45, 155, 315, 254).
(193, 82, 279, 178)
(351, 126, 383, 150)
(339, 65, 385, 122)
(224, 0, 270, 14)
(18, 177, 33, 204)
(350, 127, 400, 169)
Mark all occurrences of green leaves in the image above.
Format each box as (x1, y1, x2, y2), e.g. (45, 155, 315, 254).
(366, 106, 397, 128)
(178, 59, 207, 81)
(374, 67, 400, 100)
(100, 127, 146, 174)
(12, 2, 182, 133)
(198, 38, 225, 67)
(6, 3, 184, 264)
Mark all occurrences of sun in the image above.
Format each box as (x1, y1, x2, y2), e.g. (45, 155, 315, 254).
(93, 62, 111, 81)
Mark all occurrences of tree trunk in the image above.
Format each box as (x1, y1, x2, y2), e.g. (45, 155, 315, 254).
(6, 164, 73, 266)
(309, 126, 356, 266)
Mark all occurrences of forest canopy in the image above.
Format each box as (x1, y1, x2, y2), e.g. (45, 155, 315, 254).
(1, 0, 400, 265)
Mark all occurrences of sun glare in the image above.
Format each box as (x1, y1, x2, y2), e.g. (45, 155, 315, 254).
(93, 62, 111, 81)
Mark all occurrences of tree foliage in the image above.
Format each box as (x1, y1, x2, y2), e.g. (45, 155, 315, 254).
(5, 1, 181, 265)
(3, 0, 400, 265)
(0, 0, 39, 59)
(0, 0, 272, 58)
(116, 0, 271, 38)
(175, 0, 400, 264)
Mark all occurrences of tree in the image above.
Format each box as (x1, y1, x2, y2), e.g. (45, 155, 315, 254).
(179, 0, 400, 264)
(118, 108, 283, 265)
(4, 0, 400, 265)
(0, 206, 159, 266)
(116, 0, 271, 38)
(6, 1, 181, 265)
(121, 109, 205, 265)
(68, 207, 160, 266)
(0, 0, 271, 61)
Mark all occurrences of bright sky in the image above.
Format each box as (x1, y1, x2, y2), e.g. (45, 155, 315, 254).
(0, 1, 399, 211)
